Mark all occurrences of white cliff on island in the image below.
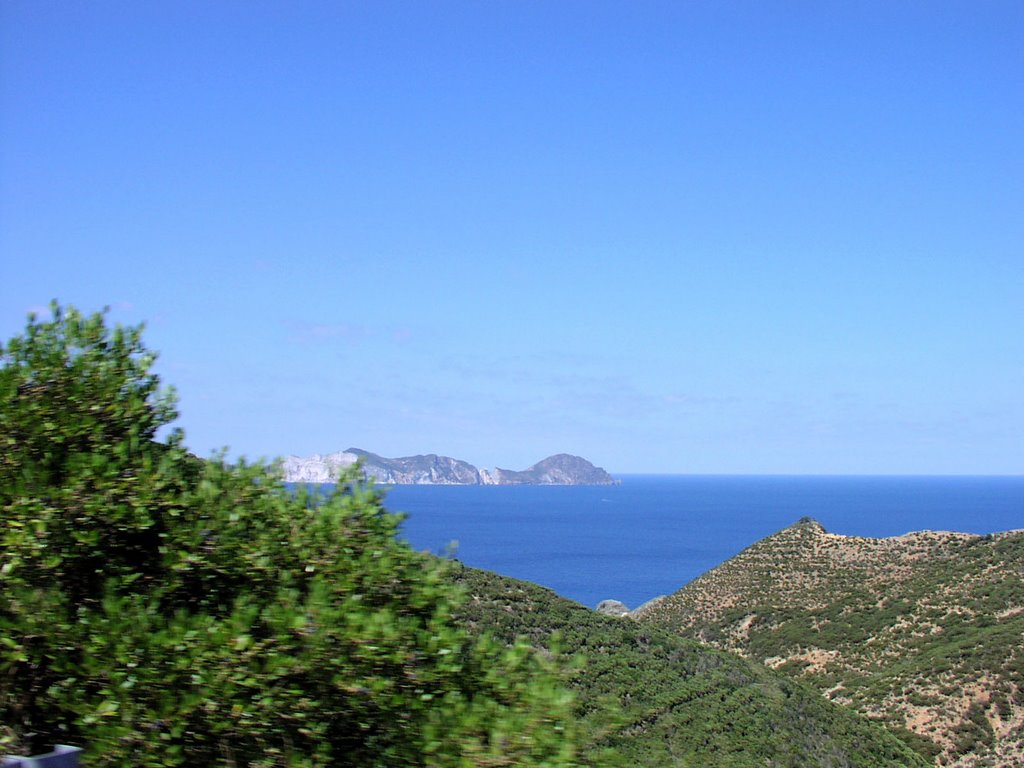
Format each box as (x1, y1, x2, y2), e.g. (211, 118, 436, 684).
(280, 451, 359, 483)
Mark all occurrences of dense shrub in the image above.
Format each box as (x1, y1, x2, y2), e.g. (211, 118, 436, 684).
(0, 304, 577, 767)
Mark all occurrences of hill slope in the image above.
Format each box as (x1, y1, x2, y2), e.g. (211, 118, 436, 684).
(635, 519, 1024, 767)
(452, 564, 930, 767)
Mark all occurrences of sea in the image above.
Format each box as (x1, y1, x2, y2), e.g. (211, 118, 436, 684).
(309, 476, 1024, 611)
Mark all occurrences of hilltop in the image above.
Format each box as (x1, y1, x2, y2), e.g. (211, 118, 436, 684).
(281, 449, 617, 485)
(635, 518, 1024, 767)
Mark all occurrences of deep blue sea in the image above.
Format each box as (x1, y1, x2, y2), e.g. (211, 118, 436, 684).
(377, 476, 1023, 610)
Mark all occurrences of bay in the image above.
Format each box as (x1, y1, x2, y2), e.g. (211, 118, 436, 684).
(382, 475, 1023, 610)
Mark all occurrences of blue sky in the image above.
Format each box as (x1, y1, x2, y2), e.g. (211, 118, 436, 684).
(2, 2, 1021, 473)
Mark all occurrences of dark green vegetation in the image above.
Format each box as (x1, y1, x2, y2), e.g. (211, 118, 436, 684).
(637, 519, 1024, 767)
(452, 566, 931, 767)
(0, 305, 576, 767)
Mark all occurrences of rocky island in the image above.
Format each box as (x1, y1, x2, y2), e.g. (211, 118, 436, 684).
(281, 449, 617, 486)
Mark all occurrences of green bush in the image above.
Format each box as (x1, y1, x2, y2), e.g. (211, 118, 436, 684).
(0, 304, 578, 767)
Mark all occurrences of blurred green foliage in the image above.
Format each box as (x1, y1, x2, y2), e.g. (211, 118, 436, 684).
(0, 304, 577, 767)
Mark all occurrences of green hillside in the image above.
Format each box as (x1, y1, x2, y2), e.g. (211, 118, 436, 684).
(636, 519, 1024, 767)
(452, 564, 931, 767)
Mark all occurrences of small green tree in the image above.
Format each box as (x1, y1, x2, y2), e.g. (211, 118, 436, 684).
(0, 304, 578, 767)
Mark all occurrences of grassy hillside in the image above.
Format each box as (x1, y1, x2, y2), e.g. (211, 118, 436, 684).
(451, 564, 930, 767)
(635, 519, 1024, 768)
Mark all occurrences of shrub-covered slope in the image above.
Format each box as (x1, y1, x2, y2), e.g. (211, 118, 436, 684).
(452, 564, 930, 767)
(635, 518, 1024, 767)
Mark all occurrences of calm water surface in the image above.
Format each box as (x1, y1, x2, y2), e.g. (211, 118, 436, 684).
(383, 475, 1023, 610)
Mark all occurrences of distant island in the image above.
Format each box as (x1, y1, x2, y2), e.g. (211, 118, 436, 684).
(281, 449, 618, 486)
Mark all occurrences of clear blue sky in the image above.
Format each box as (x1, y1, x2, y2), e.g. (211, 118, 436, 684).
(2, 2, 1021, 474)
